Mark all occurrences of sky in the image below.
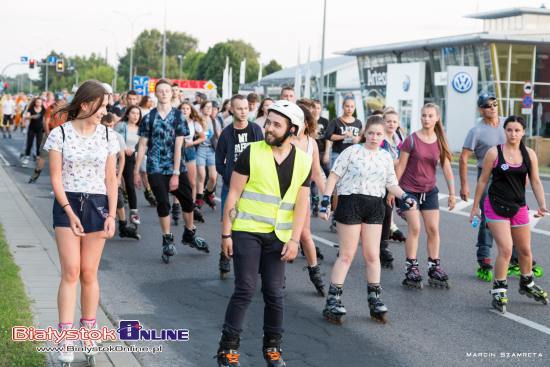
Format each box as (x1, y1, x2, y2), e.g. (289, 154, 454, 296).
(1, 0, 547, 78)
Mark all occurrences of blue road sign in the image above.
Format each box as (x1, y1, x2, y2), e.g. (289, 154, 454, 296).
(133, 75, 150, 96)
(20, 56, 29, 63)
(47, 56, 57, 64)
(522, 95, 533, 108)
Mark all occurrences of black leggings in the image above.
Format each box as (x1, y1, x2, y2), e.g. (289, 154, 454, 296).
(148, 173, 193, 217)
(25, 129, 43, 157)
(223, 231, 286, 337)
(122, 154, 137, 210)
(381, 192, 393, 245)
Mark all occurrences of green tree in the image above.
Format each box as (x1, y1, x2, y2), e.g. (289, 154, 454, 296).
(198, 39, 261, 92)
(117, 29, 198, 89)
(182, 50, 205, 79)
(263, 59, 283, 76)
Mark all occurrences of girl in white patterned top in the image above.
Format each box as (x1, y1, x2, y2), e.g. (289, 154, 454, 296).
(319, 115, 416, 324)
(43, 80, 119, 365)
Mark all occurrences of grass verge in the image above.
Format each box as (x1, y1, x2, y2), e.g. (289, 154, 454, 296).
(0, 224, 45, 367)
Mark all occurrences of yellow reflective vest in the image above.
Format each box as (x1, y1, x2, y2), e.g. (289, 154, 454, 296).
(232, 140, 312, 242)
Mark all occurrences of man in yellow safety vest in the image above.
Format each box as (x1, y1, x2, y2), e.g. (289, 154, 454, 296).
(216, 100, 312, 367)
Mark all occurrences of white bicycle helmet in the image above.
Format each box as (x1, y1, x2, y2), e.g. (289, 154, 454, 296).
(267, 100, 305, 136)
(101, 82, 113, 94)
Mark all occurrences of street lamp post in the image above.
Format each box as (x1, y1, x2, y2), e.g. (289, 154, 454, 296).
(319, 0, 327, 107)
(115, 11, 151, 90)
(161, 0, 167, 78)
(177, 55, 183, 80)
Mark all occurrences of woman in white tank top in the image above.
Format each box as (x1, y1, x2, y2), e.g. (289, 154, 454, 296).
(291, 100, 327, 296)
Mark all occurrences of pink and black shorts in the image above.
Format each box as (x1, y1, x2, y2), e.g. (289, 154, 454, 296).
(483, 196, 529, 227)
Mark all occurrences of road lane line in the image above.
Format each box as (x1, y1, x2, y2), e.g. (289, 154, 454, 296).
(0, 152, 10, 166)
(490, 309, 550, 336)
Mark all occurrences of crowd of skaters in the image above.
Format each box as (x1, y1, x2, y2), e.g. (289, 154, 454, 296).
(3, 78, 548, 366)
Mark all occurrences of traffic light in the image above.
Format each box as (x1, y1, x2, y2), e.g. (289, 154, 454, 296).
(56, 59, 64, 72)
(29, 59, 35, 69)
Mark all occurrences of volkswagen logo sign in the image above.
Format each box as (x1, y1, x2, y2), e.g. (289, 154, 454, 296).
(402, 75, 411, 92)
(451, 72, 473, 93)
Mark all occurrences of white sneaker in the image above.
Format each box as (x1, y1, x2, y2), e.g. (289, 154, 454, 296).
(57, 339, 75, 364)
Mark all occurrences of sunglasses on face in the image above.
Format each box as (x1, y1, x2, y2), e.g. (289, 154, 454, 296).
(482, 102, 498, 109)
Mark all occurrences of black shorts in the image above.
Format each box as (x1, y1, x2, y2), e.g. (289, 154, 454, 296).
(148, 173, 194, 216)
(2, 114, 14, 126)
(53, 192, 108, 233)
(398, 186, 439, 212)
(334, 194, 385, 225)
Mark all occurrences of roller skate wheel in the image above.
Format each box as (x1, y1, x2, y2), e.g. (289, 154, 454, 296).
(533, 266, 544, 278)
(136, 234, 142, 240)
(322, 311, 344, 325)
(220, 271, 229, 280)
(370, 312, 388, 324)
(161, 254, 170, 264)
(86, 355, 96, 366)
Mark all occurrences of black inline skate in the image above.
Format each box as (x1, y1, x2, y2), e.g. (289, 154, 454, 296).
(490, 280, 508, 313)
(329, 215, 337, 233)
(306, 265, 325, 297)
(216, 333, 240, 367)
(263, 334, 286, 367)
(204, 189, 217, 210)
(367, 284, 388, 324)
(144, 188, 157, 207)
(508, 256, 544, 278)
(316, 246, 324, 261)
(402, 259, 422, 289)
(322, 284, 346, 324)
(389, 228, 406, 243)
(162, 233, 176, 264)
(519, 274, 548, 305)
(171, 202, 181, 226)
(118, 220, 141, 240)
(427, 258, 450, 289)
(28, 169, 41, 184)
(194, 205, 205, 223)
(311, 195, 319, 217)
(182, 227, 210, 253)
(380, 241, 394, 269)
(219, 252, 231, 280)
(476, 258, 493, 282)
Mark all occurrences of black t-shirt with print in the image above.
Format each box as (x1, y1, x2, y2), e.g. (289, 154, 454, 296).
(233, 125, 255, 162)
(324, 117, 362, 153)
(315, 117, 329, 153)
(234, 145, 311, 198)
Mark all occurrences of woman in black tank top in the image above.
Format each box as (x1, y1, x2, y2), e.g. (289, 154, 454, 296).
(470, 116, 548, 313)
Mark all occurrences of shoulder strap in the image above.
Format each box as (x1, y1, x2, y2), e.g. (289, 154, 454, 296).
(105, 124, 109, 142)
(60, 125, 65, 142)
(496, 144, 505, 165)
(147, 109, 158, 149)
(519, 142, 532, 178)
(407, 133, 415, 152)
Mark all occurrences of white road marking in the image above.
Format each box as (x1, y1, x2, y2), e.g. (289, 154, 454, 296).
(490, 309, 550, 336)
(0, 152, 10, 166)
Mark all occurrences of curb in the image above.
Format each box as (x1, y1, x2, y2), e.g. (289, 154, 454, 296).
(0, 164, 142, 367)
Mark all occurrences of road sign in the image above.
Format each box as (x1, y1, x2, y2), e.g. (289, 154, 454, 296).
(47, 56, 57, 64)
(523, 81, 533, 95)
(522, 94, 533, 108)
(20, 56, 28, 63)
(133, 75, 150, 96)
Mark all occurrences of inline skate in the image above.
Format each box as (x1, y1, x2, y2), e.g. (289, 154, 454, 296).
(367, 284, 388, 323)
(402, 259, 423, 289)
(427, 258, 450, 289)
(476, 258, 493, 282)
(162, 233, 176, 264)
(182, 227, 210, 253)
(322, 284, 346, 324)
(491, 280, 508, 313)
(306, 265, 325, 297)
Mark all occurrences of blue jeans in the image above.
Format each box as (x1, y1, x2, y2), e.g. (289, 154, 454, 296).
(220, 184, 229, 221)
(476, 168, 494, 261)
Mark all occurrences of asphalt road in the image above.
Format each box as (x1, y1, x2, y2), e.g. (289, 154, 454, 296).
(2, 131, 550, 367)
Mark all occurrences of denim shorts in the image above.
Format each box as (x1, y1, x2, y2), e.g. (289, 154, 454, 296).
(184, 146, 196, 162)
(196, 146, 215, 166)
(398, 186, 440, 212)
(53, 192, 109, 233)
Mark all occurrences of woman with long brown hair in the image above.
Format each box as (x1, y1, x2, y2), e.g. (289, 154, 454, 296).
(43, 80, 119, 366)
(389, 103, 456, 290)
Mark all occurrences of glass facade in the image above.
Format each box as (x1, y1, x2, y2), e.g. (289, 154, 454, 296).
(356, 41, 550, 137)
